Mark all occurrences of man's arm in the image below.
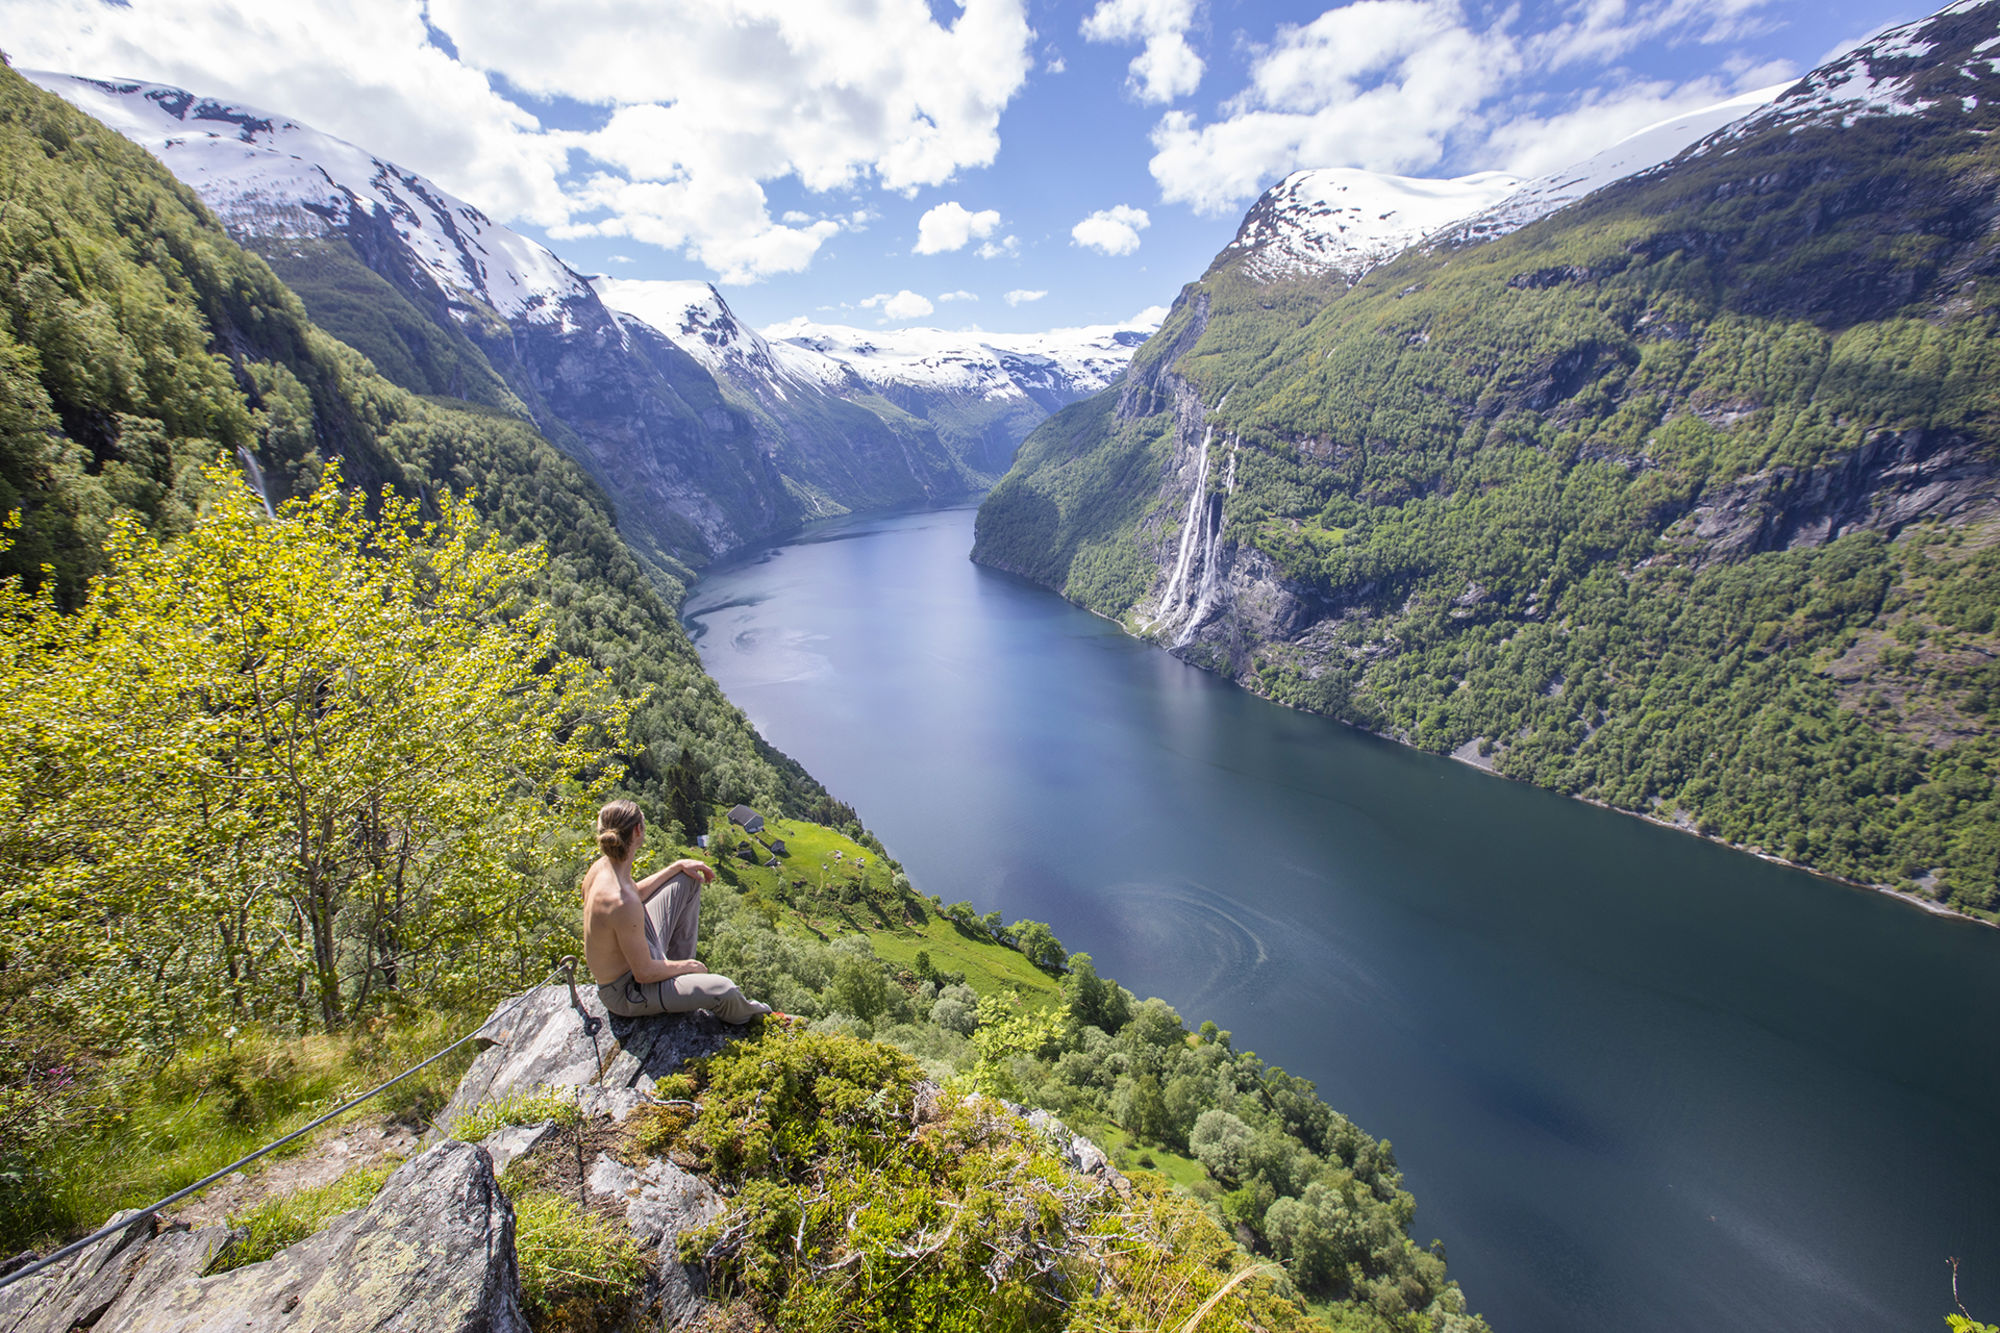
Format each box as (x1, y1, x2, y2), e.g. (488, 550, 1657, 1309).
(635, 859, 715, 901)
(609, 897, 706, 983)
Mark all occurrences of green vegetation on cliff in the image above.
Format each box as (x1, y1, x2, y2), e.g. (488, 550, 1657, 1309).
(977, 11, 2000, 913)
(0, 58, 837, 1212)
(0, 62, 1480, 1330)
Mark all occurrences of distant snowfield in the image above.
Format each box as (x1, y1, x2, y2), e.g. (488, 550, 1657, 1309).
(593, 276, 1154, 404)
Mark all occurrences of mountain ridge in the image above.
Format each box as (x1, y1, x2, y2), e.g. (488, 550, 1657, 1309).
(26, 71, 1149, 559)
(974, 0, 2000, 916)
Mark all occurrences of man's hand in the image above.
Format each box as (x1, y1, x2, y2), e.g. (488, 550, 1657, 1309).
(635, 858, 715, 901)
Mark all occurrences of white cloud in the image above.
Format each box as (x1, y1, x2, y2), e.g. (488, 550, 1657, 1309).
(1150, 2, 1515, 214)
(914, 201, 1003, 255)
(862, 289, 936, 320)
(5, 0, 1040, 284)
(939, 289, 979, 302)
(1047, 54, 1068, 74)
(977, 234, 1022, 259)
(608, 254, 635, 264)
(1146, 0, 1789, 216)
(0, 0, 573, 226)
(1082, 0, 1205, 104)
(1127, 303, 1171, 327)
(1005, 288, 1048, 305)
(1532, 0, 1782, 71)
(1071, 204, 1151, 255)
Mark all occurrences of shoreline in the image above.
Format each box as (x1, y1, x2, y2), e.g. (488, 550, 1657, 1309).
(969, 548, 1998, 933)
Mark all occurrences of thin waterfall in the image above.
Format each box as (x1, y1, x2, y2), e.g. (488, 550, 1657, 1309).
(236, 446, 276, 519)
(1151, 425, 1212, 624)
(1175, 487, 1227, 648)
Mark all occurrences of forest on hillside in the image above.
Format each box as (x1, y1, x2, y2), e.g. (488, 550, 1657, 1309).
(976, 26, 2000, 915)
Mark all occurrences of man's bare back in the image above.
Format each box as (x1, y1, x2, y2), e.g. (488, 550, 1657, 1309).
(579, 817, 716, 984)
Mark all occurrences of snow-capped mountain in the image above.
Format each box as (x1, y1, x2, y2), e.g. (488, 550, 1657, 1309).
(591, 279, 857, 402)
(1218, 170, 1523, 283)
(26, 72, 595, 332)
(1221, 84, 1794, 285)
(591, 279, 1155, 476)
(764, 319, 1149, 408)
(28, 69, 1140, 548)
(1441, 85, 1788, 246)
(593, 278, 1153, 411)
(1696, 0, 1991, 147)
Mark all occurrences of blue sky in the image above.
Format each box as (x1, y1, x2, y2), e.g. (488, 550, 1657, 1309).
(1, 0, 1930, 332)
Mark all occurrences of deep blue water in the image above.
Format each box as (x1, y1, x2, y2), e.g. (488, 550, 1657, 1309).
(684, 503, 2000, 1333)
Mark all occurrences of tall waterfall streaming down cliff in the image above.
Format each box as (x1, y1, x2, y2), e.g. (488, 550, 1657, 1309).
(1149, 426, 1212, 630)
(1145, 426, 1235, 647)
(1173, 444, 1240, 648)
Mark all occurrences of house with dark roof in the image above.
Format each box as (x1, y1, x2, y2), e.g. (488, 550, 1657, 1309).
(727, 804, 765, 835)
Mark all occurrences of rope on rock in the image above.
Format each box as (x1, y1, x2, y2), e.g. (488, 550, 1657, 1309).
(0, 965, 568, 1296)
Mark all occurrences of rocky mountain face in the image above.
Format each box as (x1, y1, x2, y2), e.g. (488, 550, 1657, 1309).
(24, 71, 801, 569)
(597, 278, 1154, 483)
(975, 0, 2000, 912)
(28, 74, 1149, 565)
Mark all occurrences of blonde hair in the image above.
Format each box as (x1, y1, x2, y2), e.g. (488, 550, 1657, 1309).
(596, 799, 643, 861)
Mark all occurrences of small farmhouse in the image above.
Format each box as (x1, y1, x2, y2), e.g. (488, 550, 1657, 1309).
(727, 804, 765, 835)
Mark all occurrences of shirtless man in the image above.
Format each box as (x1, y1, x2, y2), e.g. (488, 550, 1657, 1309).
(581, 798, 771, 1024)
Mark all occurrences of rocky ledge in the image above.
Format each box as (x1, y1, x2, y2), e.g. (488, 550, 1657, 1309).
(0, 986, 1124, 1332)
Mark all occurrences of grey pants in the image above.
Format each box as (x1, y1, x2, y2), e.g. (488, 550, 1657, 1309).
(597, 873, 770, 1025)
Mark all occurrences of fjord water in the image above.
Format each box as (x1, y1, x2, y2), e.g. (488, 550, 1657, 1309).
(684, 504, 2000, 1333)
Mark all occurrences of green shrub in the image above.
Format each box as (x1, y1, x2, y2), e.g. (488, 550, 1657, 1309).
(668, 1023, 1316, 1333)
(210, 1165, 393, 1272)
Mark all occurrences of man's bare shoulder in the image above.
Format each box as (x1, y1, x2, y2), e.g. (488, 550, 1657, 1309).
(582, 859, 641, 917)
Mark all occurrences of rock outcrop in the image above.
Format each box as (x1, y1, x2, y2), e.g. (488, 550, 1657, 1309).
(2, 999, 1143, 1333)
(0, 1142, 523, 1333)
(438, 983, 744, 1130)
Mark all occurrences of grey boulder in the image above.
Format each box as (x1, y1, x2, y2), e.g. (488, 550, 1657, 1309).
(585, 1153, 723, 1327)
(0, 1141, 526, 1333)
(438, 985, 744, 1132)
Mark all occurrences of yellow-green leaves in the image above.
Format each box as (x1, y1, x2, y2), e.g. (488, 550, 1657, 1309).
(0, 465, 628, 1047)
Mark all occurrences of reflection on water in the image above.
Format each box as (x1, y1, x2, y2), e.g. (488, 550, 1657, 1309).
(685, 503, 2000, 1333)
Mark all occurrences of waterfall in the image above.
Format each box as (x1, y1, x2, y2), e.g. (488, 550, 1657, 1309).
(1150, 426, 1212, 625)
(1174, 489, 1226, 649)
(236, 446, 276, 519)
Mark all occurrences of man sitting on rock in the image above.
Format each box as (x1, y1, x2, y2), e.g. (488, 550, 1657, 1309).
(582, 799, 772, 1024)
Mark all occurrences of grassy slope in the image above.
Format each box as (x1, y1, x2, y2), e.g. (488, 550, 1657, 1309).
(699, 816, 1062, 1001)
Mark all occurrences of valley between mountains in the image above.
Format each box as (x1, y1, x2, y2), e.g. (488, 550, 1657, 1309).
(5, 3, 2000, 1329)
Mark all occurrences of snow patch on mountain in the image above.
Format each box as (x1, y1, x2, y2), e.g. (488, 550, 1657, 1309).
(765, 319, 1154, 401)
(1697, 2, 2000, 148)
(1440, 85, 1788, 246)
(1221, 170, 1523, 283)
(22, 71, 595, 331)
(590, 278, 857, 403)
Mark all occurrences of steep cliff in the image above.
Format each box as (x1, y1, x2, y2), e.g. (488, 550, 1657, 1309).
(976, 0, 2000, 913)
(28, 72, 1153, 563)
